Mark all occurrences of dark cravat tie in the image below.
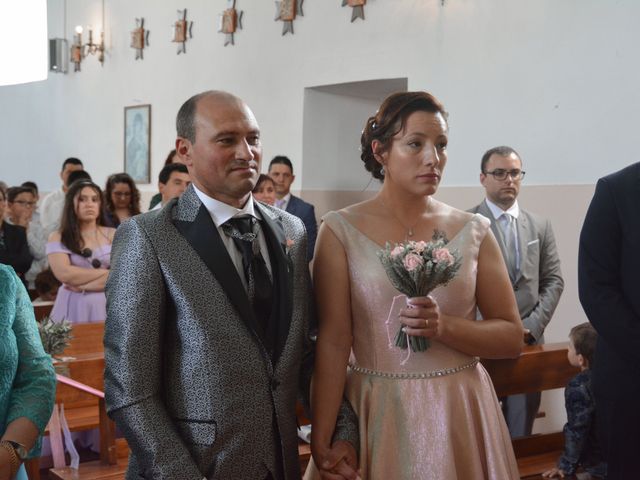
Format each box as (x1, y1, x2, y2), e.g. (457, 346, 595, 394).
(223, 216, 273, 341)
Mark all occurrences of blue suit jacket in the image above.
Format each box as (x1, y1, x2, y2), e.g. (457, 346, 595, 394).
(579, 162, 640, 398)
(286, 195, 317, 261)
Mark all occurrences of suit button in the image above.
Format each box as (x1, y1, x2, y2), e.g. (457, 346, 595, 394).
(271, 379, 280, 390)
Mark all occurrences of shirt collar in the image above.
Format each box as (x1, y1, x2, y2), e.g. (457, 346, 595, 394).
(280, 192, 291, 204)
(193, 184, 259, 228)
(485, 198, 520, 220)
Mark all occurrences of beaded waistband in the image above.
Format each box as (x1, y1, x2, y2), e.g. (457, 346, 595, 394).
(348, 357, 479, 379)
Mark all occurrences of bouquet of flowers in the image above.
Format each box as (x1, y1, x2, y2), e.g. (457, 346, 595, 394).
(377, 230, 462, 354)
(38, 316, 73, 357)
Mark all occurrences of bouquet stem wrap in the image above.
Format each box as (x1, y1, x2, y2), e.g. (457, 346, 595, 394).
(377, 231, 462, 362)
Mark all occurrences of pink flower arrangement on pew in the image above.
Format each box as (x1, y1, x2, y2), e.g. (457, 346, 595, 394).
(377, 231, 462, 355)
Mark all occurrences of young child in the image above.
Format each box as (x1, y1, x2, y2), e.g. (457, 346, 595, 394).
(543, 322, 607, 479)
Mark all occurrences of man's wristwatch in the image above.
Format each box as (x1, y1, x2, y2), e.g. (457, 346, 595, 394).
(1, 440, 28, 460)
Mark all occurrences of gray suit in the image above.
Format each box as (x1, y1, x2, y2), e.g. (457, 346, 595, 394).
(469, 200, 564, 436)
(105, 186, 357, 479)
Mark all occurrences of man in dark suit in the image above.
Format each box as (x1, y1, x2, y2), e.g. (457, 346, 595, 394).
(578, 162, 640, 480)
(0, 187, 33, 285)
(269, 156, 317, 261)
(469, 146, 564, 438)
(105, 91, 358, 480)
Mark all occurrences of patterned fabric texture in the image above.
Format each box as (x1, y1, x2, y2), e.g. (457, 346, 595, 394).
(0, 264, 56, 458)
(105, 186, 357, 480)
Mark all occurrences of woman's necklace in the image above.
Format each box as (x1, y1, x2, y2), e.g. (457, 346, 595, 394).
(380, 199, 421, 241)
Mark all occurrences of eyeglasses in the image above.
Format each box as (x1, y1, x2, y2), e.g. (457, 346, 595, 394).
(484, 169, 526, 181)
(11, 200, 37, 207)
(81, 248, 103, 268)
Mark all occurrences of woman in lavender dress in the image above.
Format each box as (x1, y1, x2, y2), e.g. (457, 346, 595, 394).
(46, 181, 114, 324)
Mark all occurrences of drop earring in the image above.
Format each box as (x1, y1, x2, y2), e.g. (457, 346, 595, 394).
(380, 164, 386, 176)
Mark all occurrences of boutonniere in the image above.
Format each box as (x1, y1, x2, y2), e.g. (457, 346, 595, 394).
(282, 238, 295, 256)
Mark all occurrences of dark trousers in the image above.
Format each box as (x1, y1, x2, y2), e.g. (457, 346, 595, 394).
(594, 392, 640, 479)
(501, 391, 541, 438)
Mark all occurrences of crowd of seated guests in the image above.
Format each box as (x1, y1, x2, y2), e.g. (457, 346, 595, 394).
(2, 149, 319, 326)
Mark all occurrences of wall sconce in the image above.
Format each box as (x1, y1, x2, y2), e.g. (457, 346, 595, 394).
(70, 0, 106, 72)
(71, 25, 83, 71)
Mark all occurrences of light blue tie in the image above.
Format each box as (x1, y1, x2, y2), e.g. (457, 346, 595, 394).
(501, 213, 518, 280)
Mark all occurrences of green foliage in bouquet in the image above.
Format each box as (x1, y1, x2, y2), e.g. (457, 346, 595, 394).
(38, 316, 73, 356)
(378, 230, 463, 352)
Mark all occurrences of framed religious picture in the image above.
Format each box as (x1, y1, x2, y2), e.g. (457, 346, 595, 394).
(124, 104, 151, 183)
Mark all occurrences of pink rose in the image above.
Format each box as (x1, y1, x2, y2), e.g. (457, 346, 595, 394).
(390, 246, 405, 258)
(412, 241, 428, 253)
(403, 253, 424, 272)
(433, 248, 454, 265)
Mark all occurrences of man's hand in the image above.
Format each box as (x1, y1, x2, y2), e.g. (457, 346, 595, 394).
(542, 467, 565, 478)
(316, 439, 360, 480)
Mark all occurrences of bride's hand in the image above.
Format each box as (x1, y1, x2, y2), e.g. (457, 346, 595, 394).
(399, 296, 442, 338)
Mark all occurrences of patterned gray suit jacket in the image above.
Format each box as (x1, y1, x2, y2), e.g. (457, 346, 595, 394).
(105, 186, 357, 479)
(469, 200, 564, 344)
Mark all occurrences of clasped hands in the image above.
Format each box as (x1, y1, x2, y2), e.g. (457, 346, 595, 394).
(399, 296, 443, 339)
(313, 440, 360, 480)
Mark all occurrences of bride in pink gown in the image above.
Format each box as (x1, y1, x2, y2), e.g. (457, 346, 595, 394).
(306, 92, 523, 480)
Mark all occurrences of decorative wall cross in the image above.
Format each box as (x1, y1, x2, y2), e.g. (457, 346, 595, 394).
(219, 0, 243, 46)
(172, 9, 193, 54)
(342, 0, 366, 22)
(131, 18, 150, 60)
(275, 0, 303, 35)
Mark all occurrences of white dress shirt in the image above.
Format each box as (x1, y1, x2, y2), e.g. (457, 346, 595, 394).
(40, 188, 66, 238)
(193, 185, 272, 291)
(485, 198, 521, 271)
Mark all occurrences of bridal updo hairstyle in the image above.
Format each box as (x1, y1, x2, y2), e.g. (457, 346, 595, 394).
(361, 91, 448, 180)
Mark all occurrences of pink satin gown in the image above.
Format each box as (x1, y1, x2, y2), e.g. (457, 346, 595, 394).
(305, 212, 519, 480)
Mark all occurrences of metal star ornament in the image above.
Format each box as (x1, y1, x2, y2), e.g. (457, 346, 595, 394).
(218, 0, 243, 46)
(275, 0, 303, 36)
(131, 18, 150, 60)
(172, 9, 193, 54)
(342, 0, 366, 22)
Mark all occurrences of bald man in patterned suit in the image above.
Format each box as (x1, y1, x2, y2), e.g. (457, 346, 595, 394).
(105, 91, 358, 480)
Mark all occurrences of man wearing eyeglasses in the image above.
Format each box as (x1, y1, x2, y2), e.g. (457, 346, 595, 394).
(469, 145, 564, 438)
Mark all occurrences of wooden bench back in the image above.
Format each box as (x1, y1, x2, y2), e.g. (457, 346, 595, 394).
(64, 322, 106, 357)
(482, 342, 580, 397)
(54, 354, 105, 408)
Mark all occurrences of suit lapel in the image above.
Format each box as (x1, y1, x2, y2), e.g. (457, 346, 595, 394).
(173, 200, 259, 337)
(256, 203, 293, 364)
(479, 201, 509, 257)
(285, 195, 297, 216)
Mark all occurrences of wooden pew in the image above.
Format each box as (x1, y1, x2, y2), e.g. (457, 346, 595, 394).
(33, 300, 54, 321)
(47, 374, 128, 480)
(24, 321, 128, 479)
(63, 322, 106, 357)
(482, 342, 580, 479)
